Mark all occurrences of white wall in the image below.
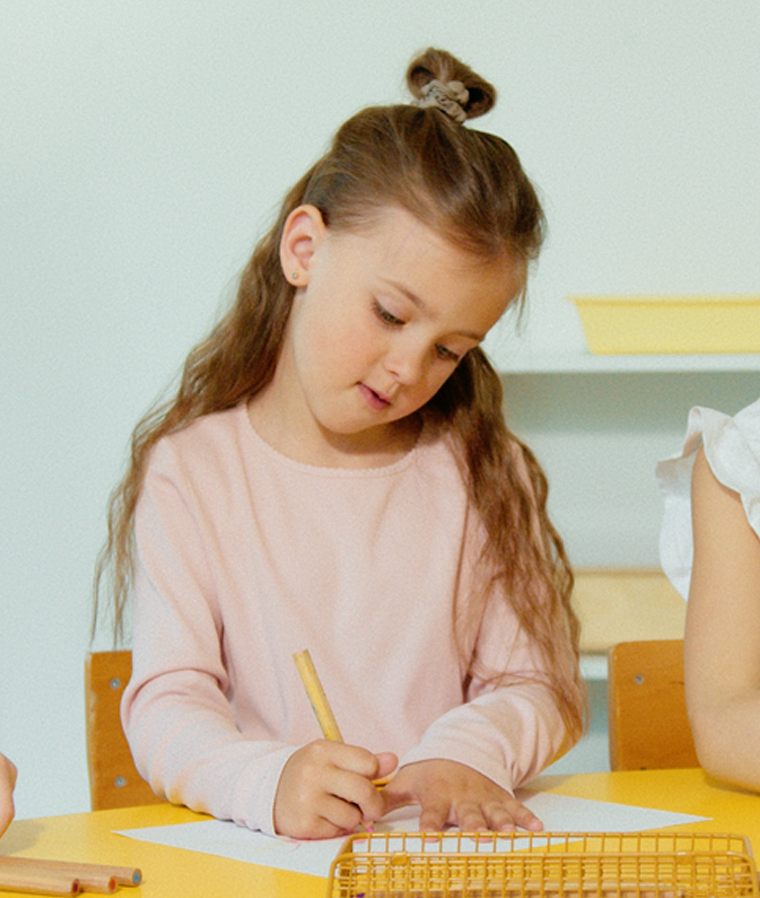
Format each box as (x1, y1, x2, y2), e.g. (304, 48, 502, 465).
(1, 2, 758, 820)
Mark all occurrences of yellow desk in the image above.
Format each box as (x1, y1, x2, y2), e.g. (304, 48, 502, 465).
(2, 769, 759, 898)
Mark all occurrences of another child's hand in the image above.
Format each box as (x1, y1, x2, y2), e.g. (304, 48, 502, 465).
(274, 740, 397, 839)
(0, 752, 17, 838)
(381, 759, 542, 833)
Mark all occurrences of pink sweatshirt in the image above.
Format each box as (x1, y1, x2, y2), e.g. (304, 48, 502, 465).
(122, 402, 569, 834)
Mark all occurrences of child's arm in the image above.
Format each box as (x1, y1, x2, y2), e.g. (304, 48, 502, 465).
(126, 660, 395, 838)
(0, 752, 17, 838)
(123, 438, 396, 838)
(683, 446, 760, 790)
(122, 444, 300, 835)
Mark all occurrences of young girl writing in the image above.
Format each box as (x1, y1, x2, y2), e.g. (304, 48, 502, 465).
(658, 397, 760, 790)
(95, 48, 585, 839)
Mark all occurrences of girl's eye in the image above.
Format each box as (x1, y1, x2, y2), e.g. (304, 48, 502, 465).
(373, 299, 461, 363)
(373, 300, 405, 327)
(436, 344, 461, 363)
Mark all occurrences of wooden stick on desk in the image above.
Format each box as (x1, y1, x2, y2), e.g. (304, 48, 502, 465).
(0, 861, 81, 896)
(0, 856, 140, 889)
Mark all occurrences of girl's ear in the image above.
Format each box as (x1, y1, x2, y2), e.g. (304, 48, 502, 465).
(280, 205, 327, 286)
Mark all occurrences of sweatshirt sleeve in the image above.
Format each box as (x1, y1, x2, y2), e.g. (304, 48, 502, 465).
(121, 439, 296, 835)
(397, 594, 573, 795)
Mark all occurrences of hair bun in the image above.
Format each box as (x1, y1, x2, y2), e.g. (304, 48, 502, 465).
(406, 47, 497, 122)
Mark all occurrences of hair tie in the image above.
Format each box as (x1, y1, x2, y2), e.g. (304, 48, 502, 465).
(416, 79, 469, 123)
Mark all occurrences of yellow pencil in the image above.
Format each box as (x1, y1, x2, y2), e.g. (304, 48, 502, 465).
(293, 649, 393, 794)
(293, 649, 344, 742)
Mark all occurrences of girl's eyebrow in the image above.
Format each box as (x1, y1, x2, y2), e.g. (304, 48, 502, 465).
(379, 278, 485, 342)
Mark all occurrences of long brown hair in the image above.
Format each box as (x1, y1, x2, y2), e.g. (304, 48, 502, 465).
(94, 47, 585, 740)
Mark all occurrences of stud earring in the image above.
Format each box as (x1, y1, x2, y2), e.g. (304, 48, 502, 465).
(291, 271, 299, 280)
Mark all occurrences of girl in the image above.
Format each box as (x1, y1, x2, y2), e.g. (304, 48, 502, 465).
(95, 48, 585, 839)
(658, 398, 760, 790)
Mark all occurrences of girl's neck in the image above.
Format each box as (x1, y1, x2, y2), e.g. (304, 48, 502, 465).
(246, 391, 421, 469)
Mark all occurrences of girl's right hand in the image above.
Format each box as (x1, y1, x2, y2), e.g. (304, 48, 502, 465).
(273, 740, 397, 839)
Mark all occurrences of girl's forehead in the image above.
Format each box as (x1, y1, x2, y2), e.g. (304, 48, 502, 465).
(333, 206, 517, 275)
(326, 207, 523, 330)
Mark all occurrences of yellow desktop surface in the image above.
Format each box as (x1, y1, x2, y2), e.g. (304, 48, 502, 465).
(2, 769, 759, 898)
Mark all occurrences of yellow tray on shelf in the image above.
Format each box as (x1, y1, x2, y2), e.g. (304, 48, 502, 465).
(568, 294, 760, 355)
(328, 831, 759, 898)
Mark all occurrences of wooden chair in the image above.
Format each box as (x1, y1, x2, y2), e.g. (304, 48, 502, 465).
(607, 639, 699, 771)
(85, 650, 166, 810)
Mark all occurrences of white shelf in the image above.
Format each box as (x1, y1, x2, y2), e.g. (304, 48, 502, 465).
(580, 654, 608, 681)
(495, 350, 760, 375)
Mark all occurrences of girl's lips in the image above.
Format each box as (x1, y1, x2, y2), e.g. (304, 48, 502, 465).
(358, 383, 390, 411)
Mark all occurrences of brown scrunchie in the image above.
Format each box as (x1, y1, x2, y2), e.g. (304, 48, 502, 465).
(415, 78, 470, 123)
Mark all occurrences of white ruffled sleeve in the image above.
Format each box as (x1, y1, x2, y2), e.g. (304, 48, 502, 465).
(657, 397, 760, 600)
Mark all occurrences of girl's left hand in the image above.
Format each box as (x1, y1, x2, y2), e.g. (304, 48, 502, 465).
(0, 753, 17, 839)
(380, 759, 542, 833)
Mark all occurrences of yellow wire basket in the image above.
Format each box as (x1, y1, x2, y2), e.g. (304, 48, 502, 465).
(327, 831, 759, 898)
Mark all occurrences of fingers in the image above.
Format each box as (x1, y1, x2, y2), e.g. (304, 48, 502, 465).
(374, 751, 399, 783)
(454, 797, 543, 833)
(503, 801, 543, 833)
(311, 793, 369, 839)
(0, 753, 16, 838)
(382, 759, 543, 834)
(0, 808, 13, 840)
(274, 740, 394, 839)
(338, 745, 397, 782)
(417, 796, 452, 832)
(324, 758, 385, 817)
(418, 796, 541, 833)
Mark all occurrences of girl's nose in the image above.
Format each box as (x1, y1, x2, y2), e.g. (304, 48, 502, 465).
(385, 347, 427, 386)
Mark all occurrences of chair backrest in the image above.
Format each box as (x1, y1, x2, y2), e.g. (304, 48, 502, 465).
(84, 650, 166, 810)
(607, 639, 699, 771)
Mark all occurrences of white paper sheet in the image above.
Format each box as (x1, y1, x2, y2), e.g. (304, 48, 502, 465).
(116, 788, 708, 880)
